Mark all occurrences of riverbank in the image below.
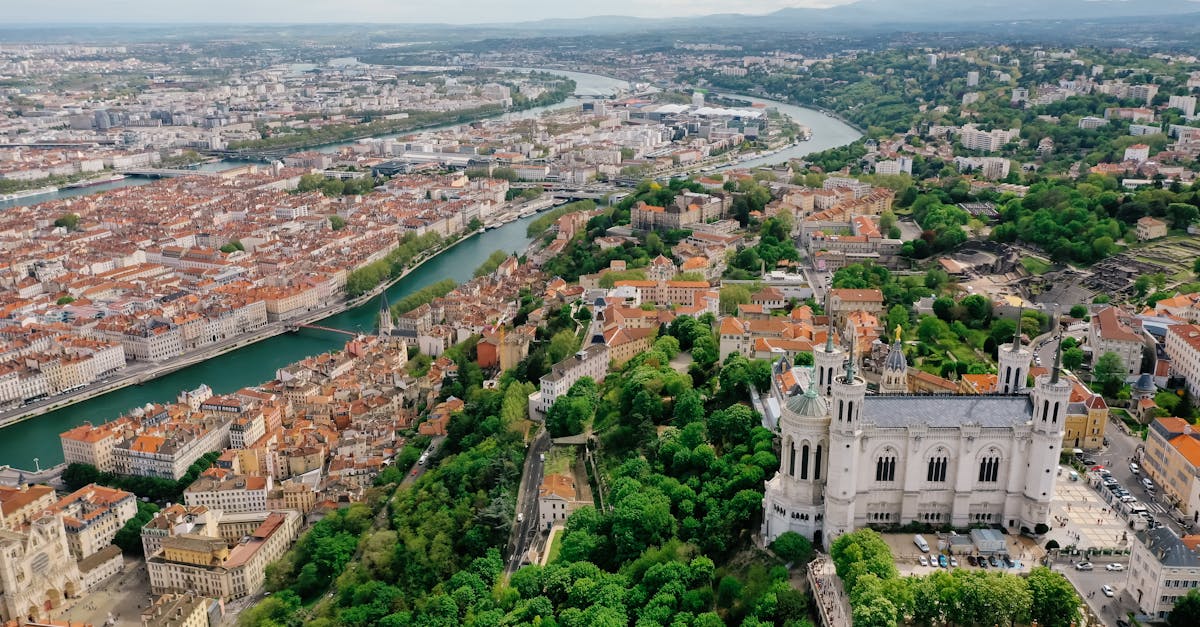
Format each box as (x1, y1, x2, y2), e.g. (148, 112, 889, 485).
(0, 224, 482, 431)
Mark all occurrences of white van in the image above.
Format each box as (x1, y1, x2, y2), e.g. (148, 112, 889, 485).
(1130, 462, 1140, 475)
(914, 534, 930, 553)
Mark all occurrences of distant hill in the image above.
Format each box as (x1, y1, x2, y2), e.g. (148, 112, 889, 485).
(510, 0, 1200, 33)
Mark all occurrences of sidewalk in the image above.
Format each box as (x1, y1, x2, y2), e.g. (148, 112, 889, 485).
(807, 556, 851, 626)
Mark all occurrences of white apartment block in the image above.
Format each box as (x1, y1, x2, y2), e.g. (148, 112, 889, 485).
(528, 343, 609, 417)
(1170, 95, 1198, 118)
(184, 475, 270, 514)
(1127, 527, 1200, 620)
(52, 484, 138, 559)
(960, 126, 1020, 152)
(1167, 324, 1200, 398)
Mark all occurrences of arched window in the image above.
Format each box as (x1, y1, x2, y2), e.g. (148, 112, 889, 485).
(814, 445, 823, 481)
(1005, 366, 1011, 386)
(1052, 401, 1060, 424)
(847, 400, 854, 423)
(788, 442, 796, 477)
(978, 454, 1000, 483)
(927, 454, 948, 482)
(876, 450, 897, 482)
(1042, 399, 1049, 422)
(800, 444, 811, 480)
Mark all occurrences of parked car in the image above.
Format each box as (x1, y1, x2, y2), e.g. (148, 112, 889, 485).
(919, 555, 929, 567)
(1142, 477, 1156, 490)
(949, 556, 958, 567)
(978, 557, 988, 569)
(938, 554, 948, 568)
(988, 555, 1000, 567)
(1003, 556, 1015, 568)
(1102, 585, 1115, 597)
(1075, 562, 1094, 571)
(1130, 462, 1140, 475)
(1106, 563, 1126, 571)
(1120, 495, 1138, 503)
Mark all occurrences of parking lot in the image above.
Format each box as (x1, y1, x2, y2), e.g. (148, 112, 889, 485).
(881, 532, 1038, 577)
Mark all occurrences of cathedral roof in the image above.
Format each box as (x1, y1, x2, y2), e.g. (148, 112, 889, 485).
(862, 395, 1033, 428)
(785, 386, 829, 418)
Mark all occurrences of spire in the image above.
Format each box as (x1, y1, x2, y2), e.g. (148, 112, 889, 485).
(823, 289, 835, 353)
(379, 291, 390, 313)
(845, 330, 858, 381)
(1012, 306, 1023, 352)
(1050, 335, 1064, 385)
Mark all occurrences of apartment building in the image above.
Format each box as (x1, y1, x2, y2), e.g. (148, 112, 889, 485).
(141, 592, 220, 627)
(111, 419, 232, 480)
(528, 343, 609, 417)
(1143, 418, 1200, 524)
(51, 483, 138, 559)
(183, 474, 271, 514)
(1089, 306, 1146, 377)
(0, 482, 57, 530)
(1127, 527, 1200, 620)
(959, 125, 1020, 152)
(1166, 324, 1200, 398)
(60, 421, 126, 472)
(147, 510, 301, 601)
(141, 504, 220, 558)
(827, 288, 886, 327)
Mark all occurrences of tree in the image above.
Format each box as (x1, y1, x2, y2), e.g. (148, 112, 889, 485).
(719, 285, 752, 315)
(548, 330, 581, 363)
(770, 532, 814, 565)
(1170, 589, 1200, 627)
(885, 304, 908, 335)
(1062, 347, 1085, 371)
(54, 213, 80, 230)
(329, 215, 346, 231)
(1027, 567, 1080, 627)
(56, 296, 75, 305)
(1134, 275, 1151, 297)
(1069, 304, 1088, 319)
(1094, 351, 1127, 397)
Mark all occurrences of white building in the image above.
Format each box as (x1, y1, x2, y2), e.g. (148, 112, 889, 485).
(1170, 95, 1198, 118)
(759, 336, 1067, 549)
(528, 344, 609, 417)
(183, 474, 271, 514)
(1167, 324, 1200, 398)
(1124, 144, 1151, 162)
(960, 125, 1020, 152)
(1127, 527, 1200, 620)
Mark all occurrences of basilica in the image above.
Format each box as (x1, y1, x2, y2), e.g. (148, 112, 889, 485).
(757, 327, 1068, 550)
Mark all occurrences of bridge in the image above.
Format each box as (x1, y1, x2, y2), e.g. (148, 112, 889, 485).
(287, 323, 360, 337)
(119, 168, 221, 179)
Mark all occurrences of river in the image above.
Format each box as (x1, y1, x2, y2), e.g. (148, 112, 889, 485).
(0, 70, 860, 469)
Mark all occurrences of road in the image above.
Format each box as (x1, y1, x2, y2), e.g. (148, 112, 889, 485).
(1056, 562, 1138, 626)
(505, 428, 552, 576)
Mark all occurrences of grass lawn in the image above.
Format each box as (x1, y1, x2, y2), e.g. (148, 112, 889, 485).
(546, 528, 564, 563)
(1021, 257, 1052, 275)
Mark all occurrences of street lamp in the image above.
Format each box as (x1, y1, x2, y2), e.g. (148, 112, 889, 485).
(33, 458, 40, 473)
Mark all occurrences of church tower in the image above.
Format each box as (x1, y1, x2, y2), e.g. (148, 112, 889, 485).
(1023, 337, 1071, 531)
(760, 373, 831, 546)
(878, 326, 909, 394)
(813, 292, 843, 398)
(378, 292, 393, 336)
(998, 309, 1032, 393)
(823, 335, 867, 549)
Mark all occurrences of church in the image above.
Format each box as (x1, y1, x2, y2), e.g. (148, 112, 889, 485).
(757, 326, 1067, 550)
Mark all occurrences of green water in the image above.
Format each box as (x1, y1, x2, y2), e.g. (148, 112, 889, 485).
(0, 216, 538, 468)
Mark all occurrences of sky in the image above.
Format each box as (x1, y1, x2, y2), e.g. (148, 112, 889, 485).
(3, 0, 855, 24)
